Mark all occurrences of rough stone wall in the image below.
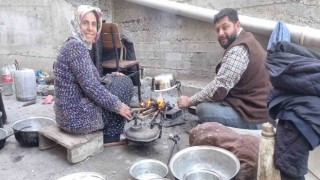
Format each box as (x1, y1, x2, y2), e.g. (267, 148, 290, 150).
(113, 0, 320, 81)
(0, 0, 112, 76)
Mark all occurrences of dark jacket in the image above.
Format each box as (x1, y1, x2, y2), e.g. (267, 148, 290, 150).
(266, 41, 320, 179)
(216, 30, 272, 124)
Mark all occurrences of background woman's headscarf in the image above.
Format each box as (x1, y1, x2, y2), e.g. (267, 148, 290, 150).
(70, 5, 103, 50)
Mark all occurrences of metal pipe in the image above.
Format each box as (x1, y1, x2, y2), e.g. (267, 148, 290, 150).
(125, 0, 320, 48)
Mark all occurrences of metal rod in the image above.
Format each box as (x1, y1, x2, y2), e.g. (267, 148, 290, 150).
(176, 82, 186, 120)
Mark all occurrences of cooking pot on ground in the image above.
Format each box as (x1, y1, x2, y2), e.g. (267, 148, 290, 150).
(169, 146, 240, 180)
(57, 172, 106, 180)
(129, 159, 169, 180)
(151, 73, 181, 92)
(0, 128, 8, 149)
(0, 126, 31, 150)
(11, 117, 56, 147)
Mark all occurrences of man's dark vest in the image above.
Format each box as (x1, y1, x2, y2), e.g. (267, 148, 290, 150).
(216, 30, 272, 123)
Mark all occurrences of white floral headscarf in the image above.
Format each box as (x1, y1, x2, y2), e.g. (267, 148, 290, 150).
(70, 5, 103, 50)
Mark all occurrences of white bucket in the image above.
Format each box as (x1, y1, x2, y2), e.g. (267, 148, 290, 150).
(14, 69, 37, 101)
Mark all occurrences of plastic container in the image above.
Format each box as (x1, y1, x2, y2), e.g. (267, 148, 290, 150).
(2, 65, 14, 96)
(14, 69, 37, 101)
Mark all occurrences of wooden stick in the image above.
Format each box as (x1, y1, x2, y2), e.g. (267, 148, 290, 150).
(131, 107, 148, 113)
(138, 110, 158, 120)
(141, 108, 157, 116)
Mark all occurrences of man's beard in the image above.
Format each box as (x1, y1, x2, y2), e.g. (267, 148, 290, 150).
(218, 29, 238, 49)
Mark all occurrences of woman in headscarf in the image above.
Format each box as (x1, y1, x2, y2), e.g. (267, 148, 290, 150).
(54, 5, 133, 145)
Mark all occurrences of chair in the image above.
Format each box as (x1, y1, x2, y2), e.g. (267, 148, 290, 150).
(100, 23, 141, 102)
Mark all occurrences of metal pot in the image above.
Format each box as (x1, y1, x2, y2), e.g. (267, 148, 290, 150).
(129, 159, 169, 180)
(0, 128, 8, 149)
(151, 73, 180, 92)
(0, 126, 31, 150)
(169, 146, 240, 180)
(58, 172, 106, 180)
(11, 117, 56, 147)
(182, 169, 222, 180)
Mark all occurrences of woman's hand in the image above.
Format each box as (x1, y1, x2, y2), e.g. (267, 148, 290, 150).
(118, 102, 132, 120)
(112, 72, 124, 76)
(177, 96, 191, 108)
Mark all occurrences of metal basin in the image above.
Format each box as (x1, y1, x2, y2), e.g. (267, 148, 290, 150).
(129, 159, 169, 180)
(182, 169, 222, 180)
(169, 146, 240, 180)
(11, 117, 56, 147)
(57, 172, 105, 180)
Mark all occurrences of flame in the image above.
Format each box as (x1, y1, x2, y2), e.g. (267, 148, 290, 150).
(139, 102, 144, 108)
(157, 93, 165, 109)
(147, 98, 151, 108)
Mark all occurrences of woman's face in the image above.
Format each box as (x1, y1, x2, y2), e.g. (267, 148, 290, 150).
(80, 12, 97, 44)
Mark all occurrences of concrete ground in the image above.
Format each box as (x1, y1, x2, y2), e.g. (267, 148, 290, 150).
(0, 80, 197, 180)
(1, 79, 319, 180)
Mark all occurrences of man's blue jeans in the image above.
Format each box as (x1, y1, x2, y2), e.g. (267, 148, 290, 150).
(196, 102, 261, 130)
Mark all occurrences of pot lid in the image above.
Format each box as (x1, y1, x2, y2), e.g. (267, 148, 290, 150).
(124, 124, 161, 143)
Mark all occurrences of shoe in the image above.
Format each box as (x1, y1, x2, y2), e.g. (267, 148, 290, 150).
(104, 134, 126, 147)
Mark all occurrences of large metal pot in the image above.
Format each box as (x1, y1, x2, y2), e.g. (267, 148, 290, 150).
(169, 146, 240, 180)
(151, 73, 180, 92)
(0, 128, 8, 150)
(0, 126, 32, 149)
(11, 117, 56, 147)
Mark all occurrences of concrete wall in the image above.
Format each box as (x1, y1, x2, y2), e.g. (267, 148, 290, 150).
(112, 0, 320, 81)
(1, 0, 319, 83)
(0, 0, 112, 77)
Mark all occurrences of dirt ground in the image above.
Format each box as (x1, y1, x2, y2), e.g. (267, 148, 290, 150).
(0, 80, 199, 180)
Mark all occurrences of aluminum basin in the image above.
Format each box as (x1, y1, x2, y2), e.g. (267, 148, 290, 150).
(129, 159, 169, 180)
(169, 146, 240, 180)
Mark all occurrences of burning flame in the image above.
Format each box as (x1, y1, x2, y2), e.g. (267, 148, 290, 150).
(157, 93, 165, 109)
(147, 98, 151, 108)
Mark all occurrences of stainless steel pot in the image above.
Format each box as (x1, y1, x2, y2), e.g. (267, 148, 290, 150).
(0, 128, 8, 149)
(129, 159, 169, 180)
(182, 169, 222, 180)
(169, 146, 240, 180)
(11, 117, 56, 147)
(58, 172, 106, 180)
(151, 73, 180, 92)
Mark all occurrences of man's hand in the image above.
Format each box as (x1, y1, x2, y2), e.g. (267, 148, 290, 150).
(177, 96, 191, 108)
(118, 103, 132, 120)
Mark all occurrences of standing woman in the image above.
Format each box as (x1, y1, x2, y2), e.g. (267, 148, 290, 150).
(54, 5, 133, 145)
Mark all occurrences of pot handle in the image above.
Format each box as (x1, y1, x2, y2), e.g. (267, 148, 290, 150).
(5, 126, 32, 140)
(151, 77, 155, 91)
